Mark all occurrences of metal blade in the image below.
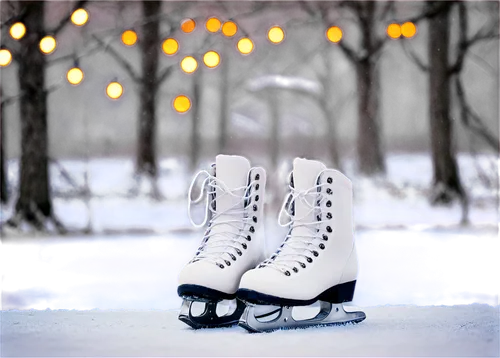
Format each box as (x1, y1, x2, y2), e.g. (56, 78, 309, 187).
(178, 298, 246, 329)
(239, 301, 366, 333)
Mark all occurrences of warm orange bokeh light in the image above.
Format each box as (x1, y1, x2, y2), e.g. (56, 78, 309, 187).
(326, 26, 342, 43)
(173, 95, 191, 113)
(401, 22, 417, 38)
(181, 18, 196, 33)
(237, 38, 254, 55)
(203, 51, 220, 68)
(39, 36, 57, 54)
(181, 56, 198, 73)
(71, 8, 89, 26)
(222, 21, 238, 37)
(0, 49, 12, 67)
(206, 17, 221, 33)
(387, 23, 401, 39)
(162, 38, 179, 55)
(268, 26, 285, 44)
(67, 67, 84, 85)
(10, 22, 26, 40)
(106, 81, 123, 99)
(121, 30, 138, 46)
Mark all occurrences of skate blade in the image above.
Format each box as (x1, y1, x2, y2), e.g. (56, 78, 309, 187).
(238, 301, 366, 333)
(178, 298, 246, 329)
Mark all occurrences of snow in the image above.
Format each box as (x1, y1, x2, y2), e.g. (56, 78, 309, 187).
(1, 305, 498, 356)
(1, 153, 497, 232)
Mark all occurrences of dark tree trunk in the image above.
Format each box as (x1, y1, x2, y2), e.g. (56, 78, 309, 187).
(190, 70, 202, 171)
(429, 3, 472, 226)
(355, 2, 385, 175)
(136, 0, 160, 177)
(267, 90, 280, 169)
(0, 158, 11, 209)
(218, 48, 230, 155)
(1, 88, 8, 204)
(2, 2, 68, 238)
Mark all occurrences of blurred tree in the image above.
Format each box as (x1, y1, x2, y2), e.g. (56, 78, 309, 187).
(337, 1, 390, 175)
(0, 157, 10, 209)
(132, 1, 163, 201)
(2, 2, 68, 238)
(427, 2, 472, 227)
(190, 69, 202, 171)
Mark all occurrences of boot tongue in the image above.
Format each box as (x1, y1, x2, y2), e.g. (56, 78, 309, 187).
(290, 158, 326, 242)
(215, 154, 251, 213)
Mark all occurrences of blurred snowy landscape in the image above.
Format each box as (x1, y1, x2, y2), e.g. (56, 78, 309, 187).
(0, 155, 499, 232)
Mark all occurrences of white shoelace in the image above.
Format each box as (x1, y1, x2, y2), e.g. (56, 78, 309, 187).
(187, 169, 255, 268)
(260, 175, 331, 274)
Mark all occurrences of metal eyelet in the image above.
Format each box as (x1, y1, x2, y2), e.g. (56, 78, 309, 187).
(242, 243, 247, 249)
(284, 271, 291, 276)
(230, 254, 236, 260)
(250, 226, 255, 233)
(219, 264, 224, 269)
(255, 174, 260, 180)
(255, 184, 260, 190)
(255, 195, 259, 201)
(253, 216, 257, 223)
(225, 260, 231, 266)
(253, 204, 257, 211)
(293, 267, 298, 273)
(326, 201, 332, 207)
(322, 234, 328, 241)
(299, 262, 306, 268)
(327, 177, 333, 184)
(306, 257, 313, 263)
(319, 243, 325, 250)
(246, 235, 252, 241)
(327, 226, 332, 233)
(326, 213, 332, 219)
(316, 215, 321, 221)
(313, 251, 319, 257)
(236, 249, 242, 256)
(326, 188, 332, 195)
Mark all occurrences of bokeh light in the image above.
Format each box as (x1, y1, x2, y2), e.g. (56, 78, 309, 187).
(121, 30, 138, 46)
(180, 56, 198, 73)
(203, 51, 220, 68)
(162, 38, 179, 55)
(39, 36, 57, 54)
(71, 8, 89, 26)
(401, 22, 417, 38)
(222, 21, 238, 37)
(106, 81, 123, 99)
(0, 49, 13, 67)
(66, 67, 84, 85)
(173, 95, 191, 113)
(237, 38, 254, 55)
(206, 17, 221, 33)
(268, 26, 285, 44)
(9, 22, 26, 40)
(326, 26, 342, 43)
(387, 23, 401, 39)
(181, 18, 196, 33)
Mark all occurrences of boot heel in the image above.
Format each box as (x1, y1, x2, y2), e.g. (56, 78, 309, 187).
(318, 280, 356, 304)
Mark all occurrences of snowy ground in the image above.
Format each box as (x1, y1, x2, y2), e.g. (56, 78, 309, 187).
(1, 153, 498, 232)
(2, 305, 498, 356)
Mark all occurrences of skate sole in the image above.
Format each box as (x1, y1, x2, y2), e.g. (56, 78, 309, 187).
(237, 280, 357, 306)
(178, 284, 236, 301)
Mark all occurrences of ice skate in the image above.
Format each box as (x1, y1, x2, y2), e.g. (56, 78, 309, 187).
(237, 158, 365, 332)
(178, 155, 267, 329)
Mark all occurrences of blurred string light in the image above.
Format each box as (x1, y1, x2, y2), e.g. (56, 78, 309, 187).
(221, 21, 237, 37)
(268, 26, 285, 44)
(0, 49, 13, 67)
(71, 8, 89, 26)
(173, 95, 191, 113)
(181, 18, 196, 33)
(181, 56, 198, 73)
(326, 26, 342, 43)
(401, 22, 417, 38)
(9, 22, 26, 40)
(106, 81, 123, 99)
(237, 38, 254, 54)
(387, 23, 401, 39)
(162, 38, 178, 55)
(203, 51, 220, 68)
(66, 67, 84, 85)
(121, 30, 137, 46)
(39, 35, 57, 54)
(206, 17, 221, 33)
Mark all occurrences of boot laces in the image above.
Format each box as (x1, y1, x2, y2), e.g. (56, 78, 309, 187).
(260, 174, 331, 274)
(187, 169, 255, 267)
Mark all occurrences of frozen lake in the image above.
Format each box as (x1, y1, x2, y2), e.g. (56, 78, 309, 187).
(1, 228, 497, 311)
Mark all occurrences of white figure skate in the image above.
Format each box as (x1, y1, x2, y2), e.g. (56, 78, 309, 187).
(237, 158, 365, 332)
(178, 155, 267, 329)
